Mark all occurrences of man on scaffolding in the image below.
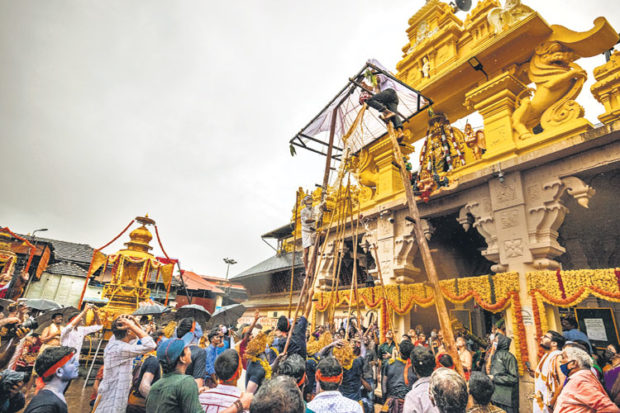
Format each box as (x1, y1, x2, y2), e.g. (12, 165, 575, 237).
(359, 58, 406, 142)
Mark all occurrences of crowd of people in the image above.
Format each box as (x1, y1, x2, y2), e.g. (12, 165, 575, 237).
(3, 302, 620, 413)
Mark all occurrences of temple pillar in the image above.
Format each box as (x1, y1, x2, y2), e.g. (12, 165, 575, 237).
(372, 140, 404, 203)
(591, 50, 620, 124)
(464, 72, 528, 161)
(394, 312, 412, 341)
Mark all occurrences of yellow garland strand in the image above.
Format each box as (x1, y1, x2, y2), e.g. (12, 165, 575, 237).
(247, 355, 272, 380)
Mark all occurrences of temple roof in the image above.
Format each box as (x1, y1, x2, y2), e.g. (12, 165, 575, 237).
(231, 252, 303, 280)
(45, 261, 88, 277)
(24, 236, 93, 265)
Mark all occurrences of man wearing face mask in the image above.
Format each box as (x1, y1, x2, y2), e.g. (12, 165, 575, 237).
(553, 346, 620, 412)
(24, 346, 79, 413)
(533, 331, 565, 413)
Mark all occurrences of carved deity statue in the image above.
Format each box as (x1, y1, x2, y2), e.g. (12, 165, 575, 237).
(463, 122, 486, 160)
(421, 56, 431, 79)
(487, 0, 534, 34)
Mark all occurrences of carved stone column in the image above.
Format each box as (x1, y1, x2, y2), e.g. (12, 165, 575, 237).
(525, 175, 595, 269)
(464, 72, 529, 161)
(392, 218, 423, 283)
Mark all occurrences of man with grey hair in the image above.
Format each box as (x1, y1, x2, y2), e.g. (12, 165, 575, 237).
(250, 376, 305, 413)
(553, 346, 620, 412)
(428, 368, 468, 413)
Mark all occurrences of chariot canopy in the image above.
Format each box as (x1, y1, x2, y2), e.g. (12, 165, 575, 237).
(289, 60, 433, 161)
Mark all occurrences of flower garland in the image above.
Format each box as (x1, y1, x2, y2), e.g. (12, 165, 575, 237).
(312, 272, 527, 373)
(439, 272, 527, 375)
(527, 269, 620, 356)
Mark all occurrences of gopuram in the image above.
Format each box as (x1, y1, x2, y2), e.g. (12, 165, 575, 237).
(236, 0, 620, 410)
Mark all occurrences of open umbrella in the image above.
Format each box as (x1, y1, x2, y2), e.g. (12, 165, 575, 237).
(133, 304, 170, 316)
(176, 304, 211, 325)
(207, 304, 245, 328)
(34, 306, 80, 334)
(17, 298, 61, 311)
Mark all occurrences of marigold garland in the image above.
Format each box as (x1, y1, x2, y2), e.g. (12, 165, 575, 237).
(527, 269, 620, 357)
(313, 272, 527, 371)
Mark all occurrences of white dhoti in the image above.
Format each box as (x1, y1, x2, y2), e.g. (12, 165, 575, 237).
(301, 206, 317, 249)
(302, 229, 316, 249)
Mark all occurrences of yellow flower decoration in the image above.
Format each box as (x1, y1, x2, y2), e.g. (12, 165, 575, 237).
(333, 342, 355, 370)
(245, 332, 269, 358)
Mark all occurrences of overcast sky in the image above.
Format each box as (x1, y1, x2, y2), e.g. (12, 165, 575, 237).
(0, 1, 618, 278)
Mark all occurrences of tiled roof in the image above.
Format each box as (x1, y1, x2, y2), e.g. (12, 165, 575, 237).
(180, 271, 226, 293)
(45, 261, 88, 277)
(230, 252, 303, 280)
(23, 235, 94, 265)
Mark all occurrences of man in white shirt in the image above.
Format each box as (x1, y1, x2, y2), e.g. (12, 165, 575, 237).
(403, 347, 439, 413)
(93, 315, 155, 413)
(60, 304, 102, 362)
(200, 349, 246, 413)
(307, 356, 363, 413)
(533, 330, 565, 413)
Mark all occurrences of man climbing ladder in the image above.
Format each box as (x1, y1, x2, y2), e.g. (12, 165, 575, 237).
(359, 59, 406, 141)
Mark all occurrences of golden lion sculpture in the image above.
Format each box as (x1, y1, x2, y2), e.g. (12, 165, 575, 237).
(512, 41, 587, 139)
(511, 18, 619, 140)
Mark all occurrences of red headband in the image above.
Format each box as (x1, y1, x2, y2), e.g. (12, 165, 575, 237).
(297, 373, 307, 387)
(316, 370, 343, 383)
(225, 362, 242, 383)
(42, 353, 74, 378)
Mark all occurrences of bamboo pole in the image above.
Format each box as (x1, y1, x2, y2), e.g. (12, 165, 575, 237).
(283, 105, 339, 355)
(288, 189, 300, 318)
(385, 122, 464, 376)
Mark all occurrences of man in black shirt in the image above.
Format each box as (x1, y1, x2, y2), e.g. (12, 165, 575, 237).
(127, 340, 162, 413)
(245, 332, 271, 394)
(176, 318, 206, 388)
(383, 340, 416, 413)
(334, 341, 365, 402)
(287, 316, 308, 359)
(24, 346, 79, 413)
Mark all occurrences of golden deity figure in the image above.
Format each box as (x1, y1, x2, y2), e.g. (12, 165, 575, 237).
(463, 122, 486, 160)
(86, 215, 175, 330)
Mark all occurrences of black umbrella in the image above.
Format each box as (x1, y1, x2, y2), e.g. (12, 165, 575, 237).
(176, 304, 211, 324)
(207, 304, 245, 328)
(133, 304, 170, 316)
(34, 306, 80, 334)
(17, 298, 61, 311)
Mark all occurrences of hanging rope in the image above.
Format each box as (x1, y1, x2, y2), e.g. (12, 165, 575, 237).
(78, 219, 135, 308)
(97, 220, 135, 251)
